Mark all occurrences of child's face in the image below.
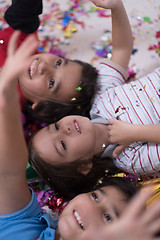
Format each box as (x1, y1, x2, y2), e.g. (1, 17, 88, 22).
(18, 53, 83, 105)
(57, 185, 128, 240)
(32, 115, 97, 166)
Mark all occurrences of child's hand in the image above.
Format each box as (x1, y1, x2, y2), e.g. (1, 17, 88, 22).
(104, 187, 160, 240)
(121, 187, 160, 240)
(108, 119, 135, 157)
(90, 0, 121, 10)
(1, 31, 38, 84)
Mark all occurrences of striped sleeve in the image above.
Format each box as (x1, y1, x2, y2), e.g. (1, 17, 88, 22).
(97, 59, 129, 92)
(114, 142, 160, 177)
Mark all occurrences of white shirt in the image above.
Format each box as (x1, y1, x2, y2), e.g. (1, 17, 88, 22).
(90, 59, 160, 177)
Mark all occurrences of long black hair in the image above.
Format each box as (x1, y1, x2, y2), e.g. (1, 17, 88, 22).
(29, 139, 120, 200)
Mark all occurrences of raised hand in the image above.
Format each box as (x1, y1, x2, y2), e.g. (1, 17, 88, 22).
(98, 187, 160, 240)
(1, 31, 38, 84)
(90, 0, 122, 10)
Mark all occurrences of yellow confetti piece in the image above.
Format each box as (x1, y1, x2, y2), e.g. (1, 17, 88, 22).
(57, 24, 62, 30)
(64, 31, 72, 38)
(149, 98, 154, 102)
(113, 173, 125, 177)
(68, 25, 77, 33)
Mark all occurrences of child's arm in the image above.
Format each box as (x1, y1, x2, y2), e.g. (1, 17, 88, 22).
(108, 119, 160, 157)
(101, 188, 160, 240)
(90, 0, 133, 70)
(0, 31, 38, 214)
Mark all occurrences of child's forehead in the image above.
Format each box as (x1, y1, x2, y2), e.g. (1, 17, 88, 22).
(98, 185, 127, 199)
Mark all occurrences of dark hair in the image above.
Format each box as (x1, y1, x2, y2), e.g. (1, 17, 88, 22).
(94, 176, 139, 200)
(29, 138, 120, 200)
(26, 59, 98, 123)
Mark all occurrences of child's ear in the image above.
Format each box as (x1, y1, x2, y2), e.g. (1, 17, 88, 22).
(77, 163, 93, 175)
(31, 102, 38, 110)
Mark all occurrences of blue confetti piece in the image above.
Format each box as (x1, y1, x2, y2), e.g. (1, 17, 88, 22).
(62, 12, 71, 27)
(132, 49, 138, 55)
(38, 46, 44, 52)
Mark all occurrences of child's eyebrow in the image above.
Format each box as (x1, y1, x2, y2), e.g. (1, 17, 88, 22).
(46, 125, 64, 158)
(63, 59, 68, 66)
(52, 59, 68, 95)
(98, 188, 119, 217)
(99, 188, 106, 195)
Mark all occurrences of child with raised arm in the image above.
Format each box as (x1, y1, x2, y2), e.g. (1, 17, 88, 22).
(1, 0, 98, 126)
(2, 32, 160, 240)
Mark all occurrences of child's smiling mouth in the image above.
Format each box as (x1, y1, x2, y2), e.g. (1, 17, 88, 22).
(29, 59, 39, 79)
(74, 120, 81, 134)
(73, 210, 85, 230)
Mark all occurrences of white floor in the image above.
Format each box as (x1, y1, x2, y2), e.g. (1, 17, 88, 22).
(1, 0, 160, 79)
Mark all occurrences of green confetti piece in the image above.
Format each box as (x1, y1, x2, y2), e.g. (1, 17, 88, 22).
(143, 16, 151, 22)
(76, 86, 82, 91)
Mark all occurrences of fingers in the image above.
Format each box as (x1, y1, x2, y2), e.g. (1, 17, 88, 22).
(108, 118, 117, 125)
(142, 198, 160, 231)
(7, 31, 38, 59)
(123, 187, 154, 219)
(2, 33, 38, 83)
(16, 34, 38, 58)
(112, 145, 124, 157)
(149, 218, 160, 236)
(7, 31, 21, 56)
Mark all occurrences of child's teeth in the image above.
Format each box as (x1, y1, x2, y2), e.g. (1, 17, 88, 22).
(74, 211, 85, 230)
(30, 59, 38, 78)
(75, 121, 80, 133)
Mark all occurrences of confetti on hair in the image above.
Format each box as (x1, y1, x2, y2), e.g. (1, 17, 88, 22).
(76, 86, 82, 91)
(71, 97, 76, 101)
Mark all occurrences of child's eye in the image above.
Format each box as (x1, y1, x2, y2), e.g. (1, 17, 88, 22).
(91, 192, 99, 202)
(49, 79, 54, 89)
(55, 123, 59, 130)
(61, 140, 66, 150)
(56, 59, 62, 68)
(104, 214, 112, 223)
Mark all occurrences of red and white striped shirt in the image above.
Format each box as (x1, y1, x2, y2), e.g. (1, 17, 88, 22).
(90, 59, 160, 177)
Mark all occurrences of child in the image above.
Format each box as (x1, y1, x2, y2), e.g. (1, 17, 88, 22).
(2, 34, 160, 240)
(1, 0, 98, 125)
(29, 0, 160, 199)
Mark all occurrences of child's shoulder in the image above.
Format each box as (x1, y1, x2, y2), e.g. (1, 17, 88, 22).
(0, 188, 56, 240)
(97, 58, 129, 80)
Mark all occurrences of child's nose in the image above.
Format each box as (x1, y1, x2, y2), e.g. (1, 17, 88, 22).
(63, 125, 71, 135)
(38, 61, 51, 75)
